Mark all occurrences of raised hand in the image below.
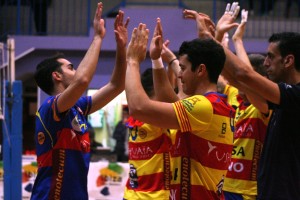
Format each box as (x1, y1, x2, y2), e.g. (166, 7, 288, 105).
(183, 10, 215, 38)
(93, 2, 106, 39)
(232, 9, 248, 42)
(215, 2, 240, 42)
(149, 18, 163, 60)
(161, 40, 176, 64)
(224, 2, 240, 17)
(114, 10, 130, 48)
(127, 23, 149, 64)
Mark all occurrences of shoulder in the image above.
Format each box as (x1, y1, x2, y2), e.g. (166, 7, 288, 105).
(174, 95, 214, 118)
(38, 96, 56, 110)
(277, 82, 300, 107)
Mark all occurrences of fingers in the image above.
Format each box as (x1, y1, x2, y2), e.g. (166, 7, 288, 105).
(118, 10, 124, 25)
(152, 18, 163, 52)
(183, 9, 198, 19)
(241, 9, 248, 23)
(156, 18, 162, 36)
(225, 3, 230, 14)
(137, 23, 149, 41)
(124, 17, 130, 28)
(224, 2, 240, 19)
(230, 2, 239, 15)
(131, 27, 137, 42)
(153, 18, 161, 36)
(114, 10, 130, 29)
(232, 5, 240, 19)
(198, 12, 211, 19)
(95, 2, 103, 19)
(163, 40, 170, 47)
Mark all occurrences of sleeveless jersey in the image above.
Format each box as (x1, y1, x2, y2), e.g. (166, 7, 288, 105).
(123, 122, 171, 200)
(31, 95, 92, 200)
(223, 102, 270, 196)
(170, 92, 235, 200)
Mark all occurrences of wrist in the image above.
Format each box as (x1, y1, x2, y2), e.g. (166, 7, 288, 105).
(127, 58, 140, 66)
(168, 58, 178, 66)
(152, 57, 164, 69)
(93, 34, 104, 41)
(232, 38, 243, 44)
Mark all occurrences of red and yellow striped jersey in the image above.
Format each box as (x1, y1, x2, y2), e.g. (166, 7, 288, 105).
(223, 84, 240, 109)
(170, 93, 235, 200)
(223, 102, 270, 196)
(124, 123, 171, 200)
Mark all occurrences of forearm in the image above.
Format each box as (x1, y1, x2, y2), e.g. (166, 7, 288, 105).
(74, 36, 103, 86)
(246, 90, 269, 114)
(125, 59, 149, 116)
(169, 59, 186, 99)
(221, 49, 252, 93)
(89, 45, 126, 113)
(215, 31, 225, 43)
(233, 39, 251, 67)
(224, 45, 253, 80)
(152, 58, 179, 102)
(110, 45, 127, 91)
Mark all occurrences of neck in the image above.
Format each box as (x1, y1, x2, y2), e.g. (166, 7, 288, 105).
(197, 83, 217, 95)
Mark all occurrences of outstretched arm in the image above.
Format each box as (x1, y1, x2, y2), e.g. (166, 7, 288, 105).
(183, 6, 280, 105)
(57, 2, 106, 113)
(230, 9, 269, 113)
(90, 10, 130, 113)
(125, 23, 180, 129)
(149, 19, 179, 102)
(232, 9, 251, 67)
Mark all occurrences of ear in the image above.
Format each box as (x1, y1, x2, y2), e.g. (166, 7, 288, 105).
(283, 54, 294, 68)
(52, 71, 62, 81)
(197, 64, 206, 75)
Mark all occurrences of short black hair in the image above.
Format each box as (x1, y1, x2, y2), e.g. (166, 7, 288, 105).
(269, 32, 300, 71)
(34, 53, 65, 95)
(178, 38, 225, 83)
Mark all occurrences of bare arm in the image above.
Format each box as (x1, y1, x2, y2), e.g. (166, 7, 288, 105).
(183, 7, 281, 105)
(224, 47, 280, 105)
(149, 20, 180, 102)
(162, 40, 186, 99)
(232, 9, 251, 67)
(90, 10, 130, 113)
(126, 23, 180, 129)
(57, 2, 106, 113)
(231, 9, 269, 113)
